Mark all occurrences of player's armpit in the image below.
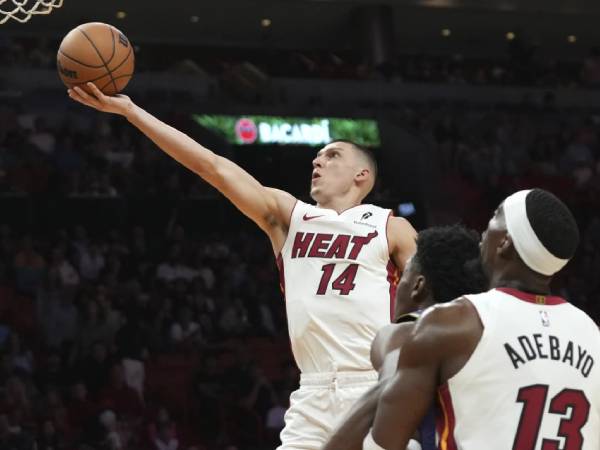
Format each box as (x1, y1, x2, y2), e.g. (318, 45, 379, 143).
(386, 217, 417, 272)
(371, 300, 481, 450)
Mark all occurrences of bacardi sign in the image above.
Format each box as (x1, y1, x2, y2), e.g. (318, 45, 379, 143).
(192, 114, 380, 147)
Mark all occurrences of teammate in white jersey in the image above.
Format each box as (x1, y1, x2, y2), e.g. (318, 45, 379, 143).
(365, 188, 600, 450)
(68, 83, 417, 449)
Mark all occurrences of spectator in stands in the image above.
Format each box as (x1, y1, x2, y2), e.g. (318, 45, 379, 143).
(14, 235, 45, 295)
(67, 381, 98, 438)
(169, 305, 202, 349)
(98, 363, 144, 423)
(147, 407, 179, 450)
(582, 46, 600, 86)
(156, 245, 198, 283)
(49, 246, 80, 287)
(37, 274, 78, 350)
(76, 340, 112, 396)
(6, 332, 33, 376)
(264, 389, 288, 447)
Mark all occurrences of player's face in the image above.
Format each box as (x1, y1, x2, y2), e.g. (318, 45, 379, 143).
(393, 256, 424, 321)
(310, 143, 361, 203)
(480, 203, 509, 277)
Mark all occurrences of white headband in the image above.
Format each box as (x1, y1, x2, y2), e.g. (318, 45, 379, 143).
(503, 190, 569, 276)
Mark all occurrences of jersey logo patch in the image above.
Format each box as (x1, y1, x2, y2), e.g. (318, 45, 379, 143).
(361, 212, 373, 220)
(303, 213, 324, 221)
(539, 310, 550, 327)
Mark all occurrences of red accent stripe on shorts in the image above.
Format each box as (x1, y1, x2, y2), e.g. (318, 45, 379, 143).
(437, 383, 458, 450)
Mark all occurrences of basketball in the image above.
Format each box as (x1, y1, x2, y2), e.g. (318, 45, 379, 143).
(57, 22, 135, 95)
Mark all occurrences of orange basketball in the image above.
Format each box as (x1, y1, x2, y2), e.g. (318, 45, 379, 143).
(57, 22, 135, 95)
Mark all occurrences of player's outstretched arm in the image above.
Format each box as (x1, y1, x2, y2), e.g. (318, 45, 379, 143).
(67, 83, 295, 251)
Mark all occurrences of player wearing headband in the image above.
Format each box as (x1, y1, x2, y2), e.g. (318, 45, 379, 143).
(364, 189, 600, 450)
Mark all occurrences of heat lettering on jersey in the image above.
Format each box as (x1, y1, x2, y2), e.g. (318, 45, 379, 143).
(291, 231, 378, 260)
(504, 333, 595, 378)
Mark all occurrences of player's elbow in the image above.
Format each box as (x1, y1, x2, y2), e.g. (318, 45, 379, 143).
(195, 151, 221, 180)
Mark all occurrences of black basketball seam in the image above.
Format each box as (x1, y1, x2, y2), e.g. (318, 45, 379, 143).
(107, 45, 133, 77)
(58, 49, 105, 69)
(105, 24, 117, 65)
(80, 45, 133, 85)
(99, 74, 134, 91)
(78, 27, 118, 94)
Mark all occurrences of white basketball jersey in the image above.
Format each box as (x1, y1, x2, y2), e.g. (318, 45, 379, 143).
(278, 200, 398, 373)
(437, 288, 600, 450)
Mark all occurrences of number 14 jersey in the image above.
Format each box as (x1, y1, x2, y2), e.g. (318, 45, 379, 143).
(277, 200, 398, 374)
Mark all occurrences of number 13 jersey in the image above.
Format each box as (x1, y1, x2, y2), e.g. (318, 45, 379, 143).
(438, 288, 600, 450)
(277, 200, 398, 374)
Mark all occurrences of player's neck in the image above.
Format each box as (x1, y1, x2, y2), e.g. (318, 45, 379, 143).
(491, 267, 552, 296)
(316, 194, 363, 214)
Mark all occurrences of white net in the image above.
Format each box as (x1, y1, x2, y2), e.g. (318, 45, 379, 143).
(0, 0, 63, 24)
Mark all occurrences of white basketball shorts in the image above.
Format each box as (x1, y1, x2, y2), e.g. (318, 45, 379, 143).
(277, 370, 378, 450)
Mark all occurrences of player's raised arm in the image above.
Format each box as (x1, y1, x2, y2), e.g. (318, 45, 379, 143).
(67, 82, 295, 251)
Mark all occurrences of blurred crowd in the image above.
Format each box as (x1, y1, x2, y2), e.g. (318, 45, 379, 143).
(0, 103, 215, 199)
(0, 219, 297, 449)
(2, 36, 600, 88)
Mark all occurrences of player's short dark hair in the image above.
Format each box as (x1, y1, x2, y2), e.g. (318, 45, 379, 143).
(525, 189, 579, 259)
(413, 225, 488, 303)
(330, 139, 378, 181)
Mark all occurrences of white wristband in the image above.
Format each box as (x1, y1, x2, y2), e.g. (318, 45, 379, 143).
(407, 439, 422, 450)
(363, 430, 386, 450)
(363, 429, 422, 450)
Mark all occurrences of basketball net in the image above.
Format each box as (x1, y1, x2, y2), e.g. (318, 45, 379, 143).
(0, 0, 63, 24)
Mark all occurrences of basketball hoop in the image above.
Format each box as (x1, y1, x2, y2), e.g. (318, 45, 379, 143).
(0, 0, 63, 24)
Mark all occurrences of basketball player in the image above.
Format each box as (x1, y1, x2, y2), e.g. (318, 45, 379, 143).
(323, 225, 488, 450)
(67, 82, 417, 449)
(363, 189, 600, 450)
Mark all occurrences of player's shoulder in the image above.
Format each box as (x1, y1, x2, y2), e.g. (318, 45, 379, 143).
(410, 298, 480, 347)
(392, 298, 481, 369)
(420, 297, 478, 324)
(371, 322, 415, 371)
(386, 216, 417, 239)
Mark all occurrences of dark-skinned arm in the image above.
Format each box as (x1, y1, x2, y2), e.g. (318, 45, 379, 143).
(371, 300, 482, 450)
(322, 324, 413, 450)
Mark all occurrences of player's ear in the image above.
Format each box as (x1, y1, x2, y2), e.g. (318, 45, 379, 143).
(355, 168, 369, 183)
(410, 275, 428, 304)
(498, 232, 516, 259)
